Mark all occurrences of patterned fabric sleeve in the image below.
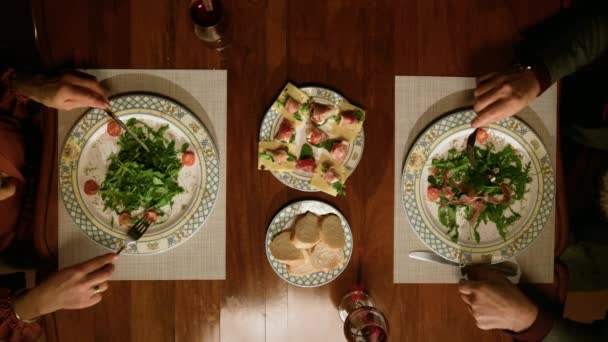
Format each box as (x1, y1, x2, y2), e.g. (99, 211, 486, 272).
(1, 69, 28, 103)
(0, 67, 29, 183)
(0, 289, 41, 342)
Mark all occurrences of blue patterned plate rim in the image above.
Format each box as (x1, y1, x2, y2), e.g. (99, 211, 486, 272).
(400, 109, 555, 264)
(59, 93, 220, 255)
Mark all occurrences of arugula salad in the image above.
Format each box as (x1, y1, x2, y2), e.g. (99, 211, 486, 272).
(426, 130, 531, 243)
(99, 118, 188, 224)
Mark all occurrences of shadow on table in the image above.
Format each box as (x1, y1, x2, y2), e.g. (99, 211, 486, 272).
(98, 73, 219, 146)
(405, 89, 474, 155)
(404, 88, 552, 167)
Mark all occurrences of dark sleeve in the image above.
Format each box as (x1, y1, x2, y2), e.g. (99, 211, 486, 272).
(543, 313, 608, 342)
(509, 310, 608, 342)
(516, 7, 608, 83)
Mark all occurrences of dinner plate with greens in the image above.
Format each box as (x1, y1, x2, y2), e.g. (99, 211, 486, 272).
(60, 94, 219, 255)
(401, 110, 555, 264)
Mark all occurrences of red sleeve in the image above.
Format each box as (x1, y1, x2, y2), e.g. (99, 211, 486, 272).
(0, 68, 10, 97)
(507, 309, 554, 342)
(0, 155, 25, 182)
(0, 68, 16, 99)
(0, 67, 30, 183)
(1, 68, 30, 105)
(0, 289, 42, 342)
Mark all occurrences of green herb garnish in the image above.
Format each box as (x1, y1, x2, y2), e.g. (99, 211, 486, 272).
(355, 110, 365, 122)
(300, 101, 311, 113)
(313, 139, 335, 152)
(312, 115, 341, 127)
(428, 142, 531, 243)
(259, 152, 274, 162)
(438, 205, 459, 242)
(99, 119, 185, 217)
(293, 101, 311, 121)
(332, 182, 346, 195)
(287, 153, 296, 162)
(299, 144, 314, 160)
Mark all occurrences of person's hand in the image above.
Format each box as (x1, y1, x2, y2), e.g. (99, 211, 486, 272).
(13, 253, 117, 320)
(13, 71, 110, 110)
(458, 267, 538, 332)
(472, 67, 541, 128)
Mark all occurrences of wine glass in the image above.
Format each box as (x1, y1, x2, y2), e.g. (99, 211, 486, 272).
(339, 290, 389, 342)
(189, 0, 229, 50)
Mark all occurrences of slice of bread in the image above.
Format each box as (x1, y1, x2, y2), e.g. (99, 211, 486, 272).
(269, 230, 305, 265)
(291, 212, 321, 249)
(287, 260, 318, 276)
(310, 241, 344, 271)
(319, 214, 345, 249)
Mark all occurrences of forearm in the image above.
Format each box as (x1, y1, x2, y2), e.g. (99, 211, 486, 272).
(517, 8, 608, 83)
(509, 309, 554, 341)
(0, 289, 42, 341)
(12, 290, 45, 321)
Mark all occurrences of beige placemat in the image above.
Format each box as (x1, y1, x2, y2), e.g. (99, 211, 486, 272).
(58, 69, 226, 280)
(394, 76, 556, 283)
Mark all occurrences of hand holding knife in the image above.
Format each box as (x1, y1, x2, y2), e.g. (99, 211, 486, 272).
(103, 108, 150, 152)
(408, 250, 519, 278)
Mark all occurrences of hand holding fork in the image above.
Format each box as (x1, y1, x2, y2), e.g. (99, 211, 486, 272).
(116, 218, 152, 255)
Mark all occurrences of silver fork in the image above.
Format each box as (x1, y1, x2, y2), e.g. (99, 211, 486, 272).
(116, 218, 152, 255)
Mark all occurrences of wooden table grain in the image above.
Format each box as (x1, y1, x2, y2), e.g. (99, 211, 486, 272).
(38, 1, 563, 341)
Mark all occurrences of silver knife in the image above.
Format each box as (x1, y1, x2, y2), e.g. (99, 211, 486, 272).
(103, 109, 150, 152)
(408, 250, 518, 277)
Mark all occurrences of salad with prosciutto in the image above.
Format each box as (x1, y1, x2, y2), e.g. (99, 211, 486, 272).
(426, 129, 531, 243)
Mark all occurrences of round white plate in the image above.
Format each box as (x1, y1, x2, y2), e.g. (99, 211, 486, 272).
(259, 86, 365, 191)
(401, 110, 555, 264)
(265, 200, 353, 287)
(60, 94, 220, 255)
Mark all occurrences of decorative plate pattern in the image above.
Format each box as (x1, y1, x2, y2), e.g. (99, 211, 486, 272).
(401, 110, 555, 264)
(60, 94, 220, 255)
(259, 86, 365, 191)
(265, 200, 353, 287)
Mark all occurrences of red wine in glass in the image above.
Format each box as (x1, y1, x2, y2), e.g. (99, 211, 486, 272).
(190, 0, 228, 49)
(339, 290, 375, 321)
(339, 290, 389, 342)
(343, 307, 389, 342)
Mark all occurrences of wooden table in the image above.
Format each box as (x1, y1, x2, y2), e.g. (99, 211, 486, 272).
(38, 1, 563, 341)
